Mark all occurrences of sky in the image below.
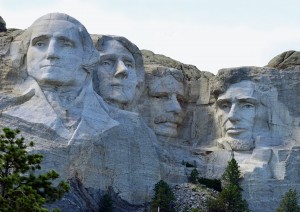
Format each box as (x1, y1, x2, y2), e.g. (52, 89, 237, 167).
(1, 0, 300, 74)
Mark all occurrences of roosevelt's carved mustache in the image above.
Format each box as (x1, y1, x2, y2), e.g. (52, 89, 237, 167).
(154, 114, 183, 125)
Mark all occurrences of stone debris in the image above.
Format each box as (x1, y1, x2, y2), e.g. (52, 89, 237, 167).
(173, 183, 218, 212)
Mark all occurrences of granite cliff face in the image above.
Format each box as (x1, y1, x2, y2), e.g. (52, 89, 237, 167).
(1, 13, 300, 211)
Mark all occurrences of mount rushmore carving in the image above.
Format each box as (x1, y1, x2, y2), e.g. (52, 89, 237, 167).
(1, 13, 300, 211)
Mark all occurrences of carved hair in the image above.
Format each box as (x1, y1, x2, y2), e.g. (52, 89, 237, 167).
(144, 65, 184, 83)
(211, 67, 276, 107)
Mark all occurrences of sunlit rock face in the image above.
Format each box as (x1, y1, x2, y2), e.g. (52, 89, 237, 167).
(0, 13, 159, 211)
(208, 66, 300, 212)
(2, 12, 300, 212)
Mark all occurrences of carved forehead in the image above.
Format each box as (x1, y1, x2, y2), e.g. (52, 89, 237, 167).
(145, 65, 184, 82)
(217, 80, 258, 101)
(148, 74, 184, 95)
(100, 39, 134, 60)
(30, 20, 81, 41)
(30, 13, 83, 27)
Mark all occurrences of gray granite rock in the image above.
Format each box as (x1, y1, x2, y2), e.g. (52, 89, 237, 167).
(267, 50, 300, 69)
(2, 12, 300, 212)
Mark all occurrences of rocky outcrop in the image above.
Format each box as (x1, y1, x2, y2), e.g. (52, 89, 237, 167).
(267, 50, 300, 69)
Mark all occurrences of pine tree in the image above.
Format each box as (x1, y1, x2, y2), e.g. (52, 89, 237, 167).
(0, 128, 69, 211)
(151, 180, 175, 212)
(221, 157, 241, 189)
(190, 168, 199, 184)
(276, 189, 300, 212)
(208, 158, 248, 212)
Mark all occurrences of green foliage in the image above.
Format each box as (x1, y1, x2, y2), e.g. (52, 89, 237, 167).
(0, 128, 69, 212)
(276, 189, 300, 212)
(198, 178, 222, 192)
(208, 158, 248, 212)
(99, 193, 113, 212)
(151, 180, 175, 212)
(207, 196, 226, 212)
(221, 158, 241, 189)
(189, 168, 199, 184)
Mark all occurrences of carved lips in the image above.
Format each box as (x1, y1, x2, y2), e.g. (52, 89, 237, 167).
(41, 64, 62, 69)
(226, 127, 246, 135)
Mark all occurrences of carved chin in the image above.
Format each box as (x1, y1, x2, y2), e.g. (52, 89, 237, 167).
(217, 137, 254, 151)
(108, 89, 134, 105)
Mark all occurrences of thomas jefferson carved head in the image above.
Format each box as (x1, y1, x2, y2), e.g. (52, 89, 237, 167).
(92, 35, 144, 109)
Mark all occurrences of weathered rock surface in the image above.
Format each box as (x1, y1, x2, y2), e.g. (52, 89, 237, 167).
(0, 13, 160, 211)
(267, 50, 300, 69)
(1, 13, 300, 212)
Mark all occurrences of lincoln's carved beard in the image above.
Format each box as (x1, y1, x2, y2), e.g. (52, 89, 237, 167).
(217, 137, 254, 151)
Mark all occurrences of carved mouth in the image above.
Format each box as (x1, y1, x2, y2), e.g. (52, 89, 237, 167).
(41, 65, 61, 68)
(158, 122, 177, 129)
(226, 128, 245, 135)
(111, 82, 124, 87)
(154, 116, 182, 125)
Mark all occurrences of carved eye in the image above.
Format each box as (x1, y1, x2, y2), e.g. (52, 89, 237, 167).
(35, 41, 45, 47)
(220, 103, 230, 110)
(242, 103, 254, 109)
(62, 40, 74, 47)
(101, 60, 113, 67)
(125, 61, 134, 69)
(151, 94, 168, 100)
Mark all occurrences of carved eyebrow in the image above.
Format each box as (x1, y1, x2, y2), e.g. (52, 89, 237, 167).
(238, 98, 258, 104)
(31, 35, 49, 45)
(177, 94, 185, 101)
(149, 91, 168, 97)
(100, 54, 117, 61)
(216, 98, 231, 105)
(122, 55, 134, 63)
(57, 36, 76, 46)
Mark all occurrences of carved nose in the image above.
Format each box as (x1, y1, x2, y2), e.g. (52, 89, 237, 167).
(46, 40, 59, 60)
(227, 104, 239, 122)
(114, 60, 128, 79)
(167, 94, 182, 114)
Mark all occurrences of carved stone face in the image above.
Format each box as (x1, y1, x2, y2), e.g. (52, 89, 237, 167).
(148, 73, 184, 138)
(96, 39, 137, 107)
(216, 81, 258, 150)
(27, 20, 85, 87)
